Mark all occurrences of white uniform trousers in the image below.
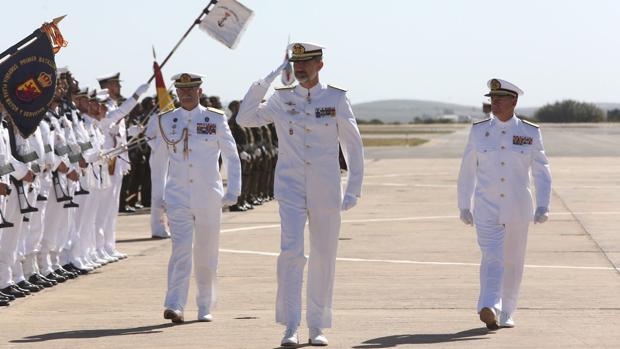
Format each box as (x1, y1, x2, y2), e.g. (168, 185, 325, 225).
(149, 150, 169, 237)
(93, 187, 108, 252)
(102, 173, 123, 254)
(39, 187, 70, 274)
(13, 186, 39, 283)
(276, 202, 341, 329)
(0, 189, 24, 288)
(476, 220, 529, 315)
(71, 190, 95, 264)
(164, 206, 220, 312)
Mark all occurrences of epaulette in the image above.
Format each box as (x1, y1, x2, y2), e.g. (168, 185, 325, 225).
(207, 107, 225, 115)
(274, 86, 295, 91)
(473, 118, 491, 125)
(521, 119, 539, 128)
(158, 109, 174, 117)
(327, 84, 347, 92)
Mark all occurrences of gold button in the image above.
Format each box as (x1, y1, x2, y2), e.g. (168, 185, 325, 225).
(189, 179, 193, 183)
(189, 164, 193, 168)
(501, 162, 505, 166)
(305, 128, 310, 132)
(501, 178, 505, 182)
(502, 131, 506, 134)
(501, 146, 505, 150)
(306, 161, 311, 165)
(325, 123, 329, 126)
(305, 144, 310, 148)
(500, 193, 505, 198)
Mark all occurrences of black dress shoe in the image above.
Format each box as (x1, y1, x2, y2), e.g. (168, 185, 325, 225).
(1, 285, 26, 298)
(41, 274, 58, 285)
(66, 263, 89, 275)
(17, 280, 42, 293)
(28, 274, 54, 288)
(228, 204, 247, 212)
(0, 290, 16, 301)
(55, 268, 77, 279)
(14, 285, 31, 295)
(61, 264, 80, 277)
(0, 298, 9, 306)
(45, 272, 67, 283)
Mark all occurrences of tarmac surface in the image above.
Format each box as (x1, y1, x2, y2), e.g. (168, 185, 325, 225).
(1, 123, 619, 348)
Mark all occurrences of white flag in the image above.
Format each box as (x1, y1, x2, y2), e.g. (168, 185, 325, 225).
(199, 0, 254, 49)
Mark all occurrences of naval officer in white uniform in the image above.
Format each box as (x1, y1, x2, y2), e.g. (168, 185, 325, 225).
(457, 78, 552, 330)
(158, 73, 241, 324)
(237, 42, 364, 347)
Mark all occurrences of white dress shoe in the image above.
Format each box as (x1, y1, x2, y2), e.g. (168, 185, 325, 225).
(479, 307, 499, 330)
(280, 327, 299, 347)
(197, 307, 213, 322)
(163, 309, 184, 323)
(499, 311, 515, 328)
(309, 327, 328, 346)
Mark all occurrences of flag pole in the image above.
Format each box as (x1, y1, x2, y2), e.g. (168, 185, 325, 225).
(147, 0, 218, 83)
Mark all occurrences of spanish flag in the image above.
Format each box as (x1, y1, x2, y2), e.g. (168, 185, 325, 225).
(153, 61, 174, 113)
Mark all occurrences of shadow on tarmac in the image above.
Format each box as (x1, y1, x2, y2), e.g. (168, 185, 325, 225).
(352, 327, 489, 348)
(10, 323, 180, 343)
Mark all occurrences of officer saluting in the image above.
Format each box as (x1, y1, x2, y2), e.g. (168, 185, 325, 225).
(237, 42, 364, 347)
(157, 73, 241, 324)
(457, 79, 552, 330)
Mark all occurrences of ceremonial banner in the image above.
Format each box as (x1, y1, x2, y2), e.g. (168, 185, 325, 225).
(199, 0, 254, 49)
(0, 22, 66, 137)
(153, 61, 174, 113)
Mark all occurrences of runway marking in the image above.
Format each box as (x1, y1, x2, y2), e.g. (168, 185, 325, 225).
(219, 249, 617, 271)
(221, 212, 620, 233)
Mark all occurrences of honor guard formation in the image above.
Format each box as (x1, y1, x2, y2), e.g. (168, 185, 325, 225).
(0, 41, 555, 348)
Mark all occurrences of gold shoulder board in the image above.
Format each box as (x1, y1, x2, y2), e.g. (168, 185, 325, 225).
(274, 86, 295, 91)
(521, 119, 540, 128)
(327, 84, 347, 92)
(207, 107, 225, 115)
(473, 118, 491, 125)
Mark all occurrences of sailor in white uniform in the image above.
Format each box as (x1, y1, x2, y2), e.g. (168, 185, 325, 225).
(158, 73, 241, 324)
(457, 78, 552, 329)
(237, 42, 364, 347)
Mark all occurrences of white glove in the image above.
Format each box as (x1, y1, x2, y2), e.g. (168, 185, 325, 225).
(341, 193, 358, 211)
(239, 151, 250, 161)
(221, 193, 238, 207)
(534, 207, 549, 224)
(127, 125, 144, 137)
(460, 209, 473, 225)
(253, 148, 262, 157)
(133, 83, 150, 98)
(261, 60, 289, 86)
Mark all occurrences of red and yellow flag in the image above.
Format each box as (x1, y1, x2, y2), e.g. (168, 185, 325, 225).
(153, 61, 174, 113)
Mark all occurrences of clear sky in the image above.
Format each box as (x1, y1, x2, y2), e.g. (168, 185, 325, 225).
(1, 0, 619, 108)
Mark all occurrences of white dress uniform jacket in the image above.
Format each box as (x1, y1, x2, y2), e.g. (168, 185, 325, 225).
(458, 115, 551, 223)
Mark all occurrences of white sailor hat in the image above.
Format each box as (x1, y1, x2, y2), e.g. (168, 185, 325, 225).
(171, 73, 204, 88)
(288, 42, 324, 62)
(485, 78, 523, 98)
(97, 72, 121, 87)
(74, 87, 89, 98)
(88, 88, 109, 102)
(57, 66, 69, 75)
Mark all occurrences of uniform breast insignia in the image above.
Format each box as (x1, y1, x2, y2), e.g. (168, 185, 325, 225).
(289, 128, 294, 135)
(315, 107, 336, 118)
(197, 122, 217, 135)
(485, 131, 490, 137)
(285, 101, 296, 106)
(275, 86, 295, 91)
(513, 135, 533, 145)
(287, 109, 299, 115)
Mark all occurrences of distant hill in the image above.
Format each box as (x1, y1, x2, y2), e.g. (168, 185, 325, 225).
(352, 99, 620, 123)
